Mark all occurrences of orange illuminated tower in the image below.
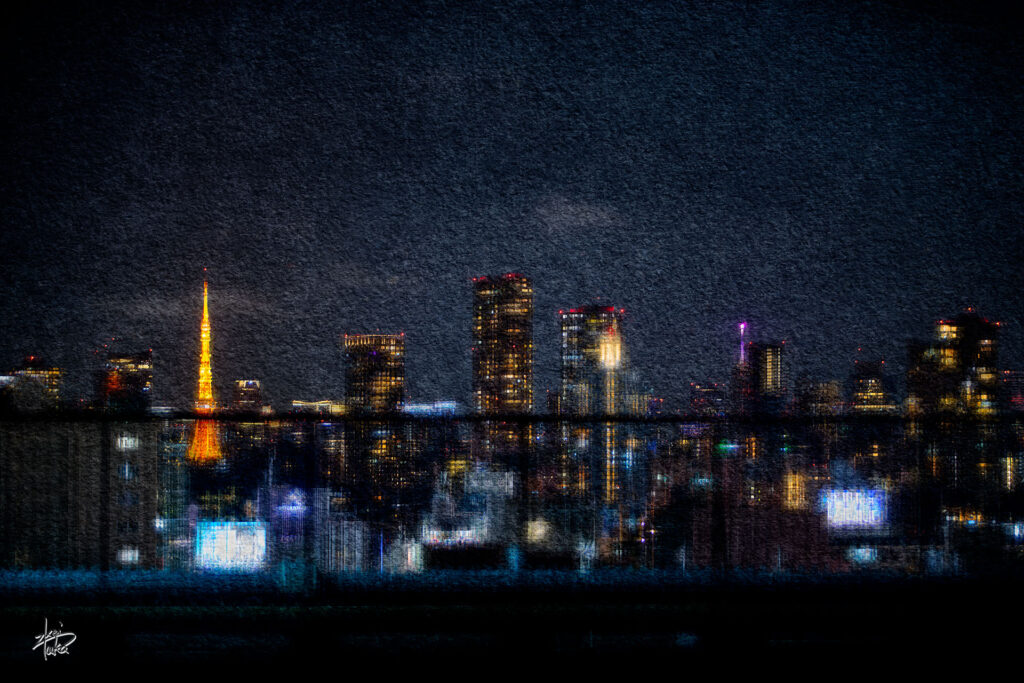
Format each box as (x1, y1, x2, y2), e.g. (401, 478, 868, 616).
(188, 278, 222, 462)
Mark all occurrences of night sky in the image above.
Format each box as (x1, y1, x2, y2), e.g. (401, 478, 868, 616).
(3, 0, 1022, 410)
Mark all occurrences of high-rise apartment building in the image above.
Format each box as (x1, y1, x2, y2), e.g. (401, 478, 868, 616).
(754, 342, 785, 398)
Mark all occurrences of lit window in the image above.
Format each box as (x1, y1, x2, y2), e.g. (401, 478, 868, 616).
(118, 546, 140, 565)
(120, 462, 135, 480)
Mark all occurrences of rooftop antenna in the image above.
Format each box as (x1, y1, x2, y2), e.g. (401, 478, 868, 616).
(739, 322, 748, 365)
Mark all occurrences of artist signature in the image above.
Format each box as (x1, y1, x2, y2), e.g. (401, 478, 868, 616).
(32, 619, 76, 660)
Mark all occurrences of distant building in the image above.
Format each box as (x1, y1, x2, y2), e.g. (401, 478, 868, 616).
(7, 355, 63, 410)
(689, 382, 727, 417)
(232, 380, 263, 411)
(343, 334, 405, 413)
(731, 338, 786, 415)
(471, 273, 533, 456)
(1001, 371, 1024, 413)
(753, 342, 785, 398)
(472, 273, 533, 414)
(557, 303, 647, 502)
(291, 399, 345, 416)
(342, 333, 408, 506)
(795, 379, 843, 416)
(97, 350, 153, 413)
(848, 359, 897, 414)
(906, 309, 999, 415)
(559, 304, 626, 415)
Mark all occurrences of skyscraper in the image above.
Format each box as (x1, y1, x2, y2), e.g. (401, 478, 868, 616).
(558, 304, 635, 502)
(188, 280, 222, 463)
(471, 273, 533, 457)
(731, 329, 786, 415)
(754, 342, 785, 398)
(559, 305, 625, 415)
(471, 273, 533, 414)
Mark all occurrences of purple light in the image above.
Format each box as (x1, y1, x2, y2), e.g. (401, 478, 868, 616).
(739, 322, 747, 364)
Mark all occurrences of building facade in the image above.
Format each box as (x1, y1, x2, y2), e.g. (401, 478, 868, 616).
(343, 334, 405, 414)
(471, 273, 533, 414)
(342, 334, 408, 511)
(471, 273, 533, 457)
(906, 310, 999, 415)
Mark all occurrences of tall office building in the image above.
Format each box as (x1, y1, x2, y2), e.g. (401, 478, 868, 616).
(188, 280, 222, 463)
(472, 273, 533, 414)
(343, 334, 405, 414)
(558, 304, 637, 502)
(97, 350, 154, 413)
(907, 309, 999, 415)
(731, 332, 786, 415)
(754, 342, 785, 397)
(795, 379, 843, 416)
(471, 273, 533, 457)
(559, 305, 626, 415)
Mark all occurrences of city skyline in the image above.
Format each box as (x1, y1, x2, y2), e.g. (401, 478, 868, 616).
(2, 2, 1022, 658)
(3, 2, 1022, 408)
(1, 273, 1017, 416)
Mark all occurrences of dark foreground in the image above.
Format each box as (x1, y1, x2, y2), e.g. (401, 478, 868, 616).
(1, 570, 1020, 662)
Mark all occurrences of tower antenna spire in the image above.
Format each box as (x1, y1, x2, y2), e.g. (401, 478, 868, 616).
(739, 322, 747, 365)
